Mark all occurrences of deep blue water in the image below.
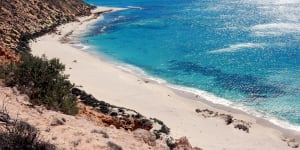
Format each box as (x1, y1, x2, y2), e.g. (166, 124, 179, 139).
(83, 0, 300, 130)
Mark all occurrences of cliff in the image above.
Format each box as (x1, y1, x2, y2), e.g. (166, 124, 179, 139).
(0, 0, 95, 63)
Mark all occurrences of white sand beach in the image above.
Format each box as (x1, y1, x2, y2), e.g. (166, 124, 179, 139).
(30, 7, 300, 150)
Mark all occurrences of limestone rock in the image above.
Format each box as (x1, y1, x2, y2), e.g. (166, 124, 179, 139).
(76, 88, 155, 131)
(172, 137, 202, 150)
(133, 129, 157, 146)
(288, 141, 299, 148)
(50, 117, 66, 126)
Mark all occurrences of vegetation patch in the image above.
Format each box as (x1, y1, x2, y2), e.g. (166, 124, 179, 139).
(0, 54, 78, 115)
(0, 107, 55, 150)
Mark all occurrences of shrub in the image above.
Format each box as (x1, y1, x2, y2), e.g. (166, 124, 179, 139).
(0, 109, 55, 150)
(0, 54, 78, 115)
(0, 121, 56, 150)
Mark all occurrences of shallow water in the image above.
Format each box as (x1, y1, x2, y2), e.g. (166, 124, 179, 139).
(83, 0, 300, 129)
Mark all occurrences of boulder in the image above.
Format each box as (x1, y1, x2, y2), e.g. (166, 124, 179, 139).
(50, 117, 66, 126)
(133, 129, 156, 146)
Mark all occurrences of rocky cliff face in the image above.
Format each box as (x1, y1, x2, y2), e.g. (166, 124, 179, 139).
(0, 0, 94, 63)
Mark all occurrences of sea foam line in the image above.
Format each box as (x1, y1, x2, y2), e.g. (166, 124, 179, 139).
(91, 6, 128, 13)
(127, 6, 144, 10)
(251, 23, 300, 36)
(115, 63, 167, 84)
(208, 43, 265, 53)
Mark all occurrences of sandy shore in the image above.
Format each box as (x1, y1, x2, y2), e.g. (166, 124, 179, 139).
(30, 7, 300, 150)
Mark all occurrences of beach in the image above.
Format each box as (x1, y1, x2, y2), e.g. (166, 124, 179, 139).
(30, 7, 300, 150)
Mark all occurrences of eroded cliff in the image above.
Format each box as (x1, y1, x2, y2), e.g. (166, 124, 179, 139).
(0, 0, 94, 63)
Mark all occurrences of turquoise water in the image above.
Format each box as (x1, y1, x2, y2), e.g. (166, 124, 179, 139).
(83, 0, 300, 130)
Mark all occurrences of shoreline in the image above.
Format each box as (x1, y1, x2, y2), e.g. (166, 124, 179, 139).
(30, 6, 300, 149)
(99, 54, 300, 134)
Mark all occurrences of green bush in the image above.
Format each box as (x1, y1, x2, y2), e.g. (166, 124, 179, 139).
(0, 107, 56, 150)
(0, 120, 56, 150)
(0, 54, 78, 115)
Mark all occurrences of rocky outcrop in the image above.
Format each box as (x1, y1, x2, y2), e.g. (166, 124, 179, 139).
(173, 137, 202, 150)
(166, 137, 202, 150)
(74, 88, 201, 149)
(133, 129, 157, 146)
(195, 108, 252, 133)
(78, 102, 153, 131)
(0, 0, 95, 62)
(73, 88, 158, 132)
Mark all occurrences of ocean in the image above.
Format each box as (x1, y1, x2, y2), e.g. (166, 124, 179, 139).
(82, 0, 300, 131)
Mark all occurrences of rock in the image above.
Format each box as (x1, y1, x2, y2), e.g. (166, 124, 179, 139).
(166, 137, 195, 150)
(281, 136, 288, 142)
(287, 139, 299, 148)
(133, 118, 153, 131)
(234, 123, 249, 133)
(288, 141, 299, 148)
(110, 111, 118, 117)
(222, 114, 233, 125)
(61, 118, 66, 122)
(0, 111, 11, 123)
(91, 129, 109, 138)
(174, 137, 192, 150)
(133, 129, 156, 146)
(16, 95, 30, 105)
(77, 89, 156, 132)
(107, 141, 123, 150)
(71, 87, 82, 96)
(99, 106, 110, 114)
(50, 117, 66, 126)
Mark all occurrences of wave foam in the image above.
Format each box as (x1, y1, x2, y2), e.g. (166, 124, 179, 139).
(100, 26, 107, 32)
(127, 6, 144, 10)
(115, 64, 166, 84)
(244, 0, 300, 5)
(251, 23, 300, 36)
(73, 43, 90, 50)
(208, 43, 264, 53)
(92, 6, 128, 13)
(170, 85, 234, 106)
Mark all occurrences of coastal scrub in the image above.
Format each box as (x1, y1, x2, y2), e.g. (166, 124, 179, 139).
(0, 54, 78, 115)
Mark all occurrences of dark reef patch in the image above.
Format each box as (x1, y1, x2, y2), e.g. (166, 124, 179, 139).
(168, 61, 285, 98)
